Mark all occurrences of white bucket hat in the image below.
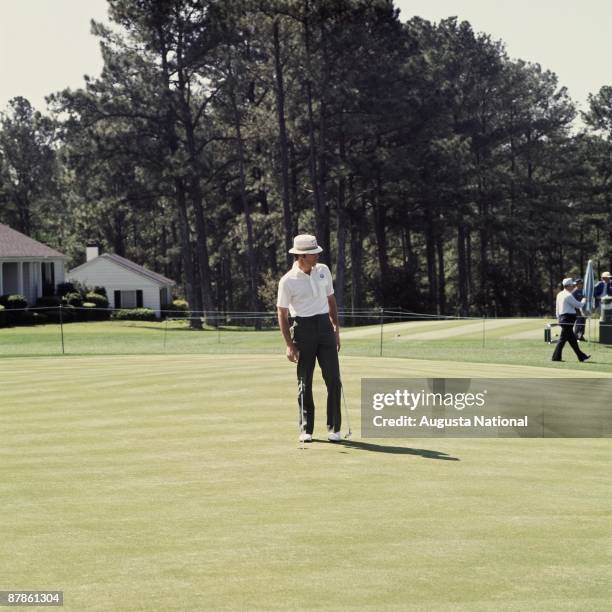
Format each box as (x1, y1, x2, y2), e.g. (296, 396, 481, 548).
(562, 277, 575, 287)
(288, 234, 323, 254)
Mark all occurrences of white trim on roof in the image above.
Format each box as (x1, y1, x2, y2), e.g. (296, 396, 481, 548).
(0, 255, 69, 261)
(69, 253, 175, 286)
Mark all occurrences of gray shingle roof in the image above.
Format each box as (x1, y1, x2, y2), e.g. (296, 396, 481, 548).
(70, 252, 175, 286)
(0, 223, 68, 258)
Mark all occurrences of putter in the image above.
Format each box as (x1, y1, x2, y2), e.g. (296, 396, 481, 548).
(339, 366, 352, 439)
(340, 383, 352, 439)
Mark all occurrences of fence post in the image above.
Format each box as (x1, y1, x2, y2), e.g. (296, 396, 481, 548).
(379, 307, 384, 356)
(482, 315, 486, 349)
(59, 303, 65, 355)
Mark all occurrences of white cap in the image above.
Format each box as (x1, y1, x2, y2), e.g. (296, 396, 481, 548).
(562, 278, 575, 287)
(288, 234, 323, 255)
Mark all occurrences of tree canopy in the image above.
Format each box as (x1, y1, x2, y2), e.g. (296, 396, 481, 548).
(1, 0, 611, 318)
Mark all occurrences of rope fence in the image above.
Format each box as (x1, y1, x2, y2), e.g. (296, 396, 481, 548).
(0, 304, 608, 357)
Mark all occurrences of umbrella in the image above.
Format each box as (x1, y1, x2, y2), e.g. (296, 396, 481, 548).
(583, 259, 595, 314)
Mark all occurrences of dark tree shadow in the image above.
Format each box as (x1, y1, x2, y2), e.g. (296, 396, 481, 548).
(312, 438, 460, 460)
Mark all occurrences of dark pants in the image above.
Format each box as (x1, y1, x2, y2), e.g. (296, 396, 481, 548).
(291, 314, 341, 434)
(552, 314, 588, 361)
(574, 316, 585, 340)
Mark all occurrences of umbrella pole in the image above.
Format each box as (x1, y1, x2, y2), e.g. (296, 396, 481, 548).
(588, 316, 591, 346)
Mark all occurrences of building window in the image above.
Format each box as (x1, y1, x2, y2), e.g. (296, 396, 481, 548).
(114, 290, 143, 309)
(122, 290, 137, 309)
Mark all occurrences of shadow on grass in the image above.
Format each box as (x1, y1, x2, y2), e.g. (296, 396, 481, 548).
(313, 438, 459, 460)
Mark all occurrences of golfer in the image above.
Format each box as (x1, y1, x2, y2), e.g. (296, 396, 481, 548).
(552, 278, 590, 362)
(277, 234, 342, 443)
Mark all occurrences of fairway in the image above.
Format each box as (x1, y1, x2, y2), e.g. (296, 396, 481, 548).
(1, 353, 611, 611)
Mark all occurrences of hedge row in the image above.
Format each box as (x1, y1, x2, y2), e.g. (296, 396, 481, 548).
(111, 308, 157, 321)
(0, 293, 187, 327)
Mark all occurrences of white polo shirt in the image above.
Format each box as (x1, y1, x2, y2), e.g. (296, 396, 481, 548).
(556, 289, 584, 316)
(277, 262, 334, 317)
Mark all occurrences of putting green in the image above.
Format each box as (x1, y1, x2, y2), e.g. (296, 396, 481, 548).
(1, 355, 610, 611)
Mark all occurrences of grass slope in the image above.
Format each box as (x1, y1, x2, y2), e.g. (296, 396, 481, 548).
(1, 354, 611, 611)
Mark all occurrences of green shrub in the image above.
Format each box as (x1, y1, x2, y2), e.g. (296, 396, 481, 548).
(111, 308, 157, 321)
(93, 286, 107, 297)
(36, 296, 62, 307)
(0, 304, 5, 327)
(162, 299, 189, 316)
(56, 282, 77, 297)
(64, 291, 87, 321)
(19, 311, 42, 326)
(63, 292, 83, 307)
(32, 297, 62, 323)
(44, 305, 76, 324)
(33, 312, 48, 325)
(85, 292, 109, 308)
(0, 294, 28, 309)
(63, 305, 77, 323)
(81, 302, 104, 321)
(0, 295, 28, 325)
(82, 292, 110, 320)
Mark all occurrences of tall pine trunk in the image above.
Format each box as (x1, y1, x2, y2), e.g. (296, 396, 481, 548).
(176, 179, 201, 328)
(157, 22, 201, 328)
(350, 203, 366, 315)
(425, 204, 438, 312)
(272, 18, 293, 265)
(457, 222, 468, 316)
(289, 142, 299, 237)
(303, 3, 328, 258)
(334, 126, 348, 325)
(373, 173, 389, 305)
(228, 71, 260, 322)
(335, 175, 347, 325)
(177, 86, 212, 315)
(436, 233, 446, 314)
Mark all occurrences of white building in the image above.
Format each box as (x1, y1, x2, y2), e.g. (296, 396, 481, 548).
(0, 223, 68, 303)
(68, 248, 175, 316)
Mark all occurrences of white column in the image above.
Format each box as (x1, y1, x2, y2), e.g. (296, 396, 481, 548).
(36, 262, 42, 298)
(17, 261, 23, 296)
(22, 262, 29, 302)
(55, 260, 65, 285)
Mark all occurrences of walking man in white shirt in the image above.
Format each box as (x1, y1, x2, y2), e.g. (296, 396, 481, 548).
(552, 278, 590, 362)
(277, 234, 342, 443)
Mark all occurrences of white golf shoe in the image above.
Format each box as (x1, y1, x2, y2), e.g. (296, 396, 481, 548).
(299, 432, 312, 443)
(327, 431, 342, 442)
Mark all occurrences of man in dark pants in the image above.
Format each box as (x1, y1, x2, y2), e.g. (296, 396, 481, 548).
(572, 278, 586, 340)
(552, 278, 590, 362)
(277, 234, 342, 443)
